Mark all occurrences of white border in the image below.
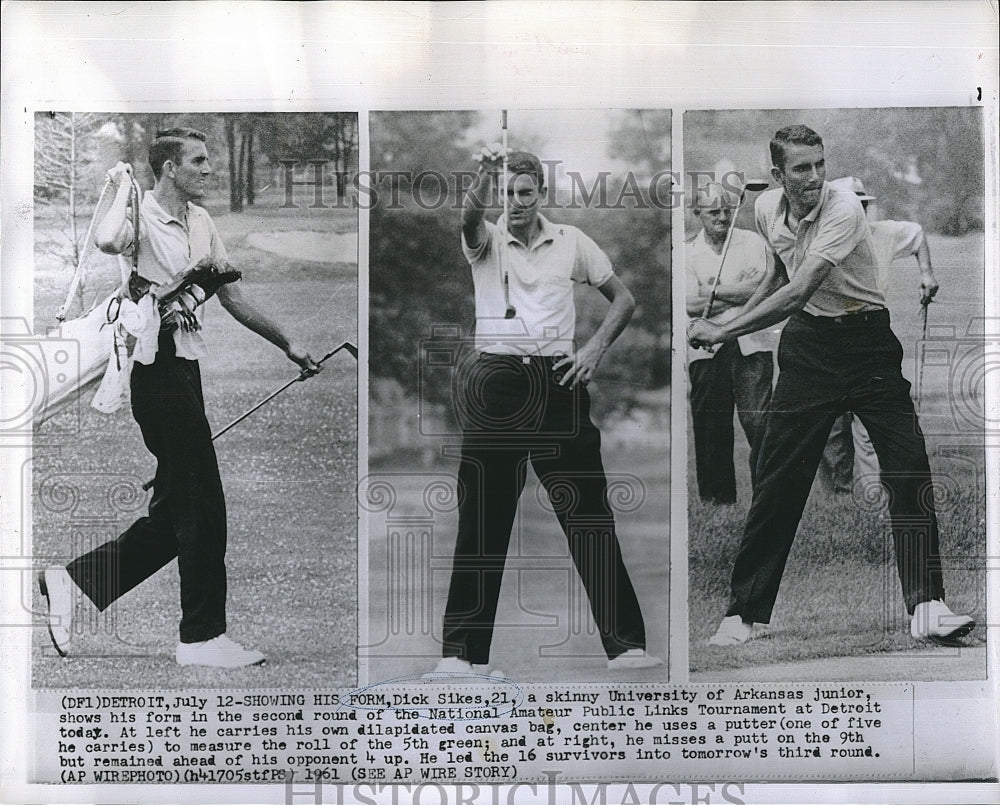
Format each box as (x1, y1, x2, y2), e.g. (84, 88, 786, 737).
(2, 2, 998, 804)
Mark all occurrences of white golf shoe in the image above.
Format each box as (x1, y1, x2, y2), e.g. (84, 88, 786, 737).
(422, 656, 475, 680)
(607, 649, 664, 670)
(39, 566, 76, 656)
(910, 599, 975, 641)
(707, 615, 768, 646)
(175, 634, 265, 667)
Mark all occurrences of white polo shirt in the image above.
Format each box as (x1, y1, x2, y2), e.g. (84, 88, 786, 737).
(869, 219, 924, 297)
(686, 227, 777, 364)
(754, 183, 885, 317)
(462, 214, 614, 356)
(122, 193, 229, 359)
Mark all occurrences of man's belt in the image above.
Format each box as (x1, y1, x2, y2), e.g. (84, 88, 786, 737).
(796, 308, 889, 326)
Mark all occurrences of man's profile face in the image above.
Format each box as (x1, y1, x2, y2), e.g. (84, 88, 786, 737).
(694, 203, 732, 239)
(506, 172, 542, 228)
(773, 142, 825, 210)
(169, 139, 212, 201)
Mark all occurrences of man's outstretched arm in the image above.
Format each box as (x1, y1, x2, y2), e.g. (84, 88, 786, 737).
(688, 253, 831, 348)
(216, 283, 320, 374)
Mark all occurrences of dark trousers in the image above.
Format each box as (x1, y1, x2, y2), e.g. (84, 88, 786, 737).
(726, 310, 945, 623)
(67, 334, 228, 643)
(689, 344, 773, 503)
(441, 354, 647, 664)
(818, 412, 855, 495)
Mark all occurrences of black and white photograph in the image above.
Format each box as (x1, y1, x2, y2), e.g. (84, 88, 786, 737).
(364, 109, 672, 683)
(26, 112, 359, 688)
(1, 2, 997, 804)
(683, 108, 988, 681)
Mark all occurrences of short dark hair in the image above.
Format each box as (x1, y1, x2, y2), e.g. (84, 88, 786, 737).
(149, 127, 208, 180)
(769, 125, 823, 170)
(506, 151, 545, 189)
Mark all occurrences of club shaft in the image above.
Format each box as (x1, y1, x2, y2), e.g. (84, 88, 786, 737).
(140, 341, 356, 491)
(701, 189, 746, 320)
(500, 110, 510, 311)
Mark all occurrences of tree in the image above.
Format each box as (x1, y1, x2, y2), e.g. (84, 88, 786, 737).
(34, 112, 104, 268)
(256, 113, 359, 207)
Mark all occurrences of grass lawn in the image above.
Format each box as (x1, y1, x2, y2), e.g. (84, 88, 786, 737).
(687, 232, 988, 678)
(364, 428, 671, 684)
(31, 200, 359, 689)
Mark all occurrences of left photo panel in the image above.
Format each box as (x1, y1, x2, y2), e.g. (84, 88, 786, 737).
(28, 112, 359, 688)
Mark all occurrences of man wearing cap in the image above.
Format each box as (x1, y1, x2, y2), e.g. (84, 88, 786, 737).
(688, 124, 974, 645)
(687, 182, 775, 504)
(38, 128, 320, 668)
(819, 175, 939, 489)
(428, 147, 662, 676)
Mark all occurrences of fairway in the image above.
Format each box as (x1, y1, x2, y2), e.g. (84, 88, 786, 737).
(31, 202, 359, 689)
(687, 231, 988, 679)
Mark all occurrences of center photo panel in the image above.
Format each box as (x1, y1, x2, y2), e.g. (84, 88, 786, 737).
(363, 109, 673, 685)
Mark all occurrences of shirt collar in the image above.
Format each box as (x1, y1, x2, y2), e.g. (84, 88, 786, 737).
(497, 213, 555, 249)
(143, 192, 190, 226)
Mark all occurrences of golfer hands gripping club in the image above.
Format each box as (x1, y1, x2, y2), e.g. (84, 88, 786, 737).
(687, 317, 729, 351)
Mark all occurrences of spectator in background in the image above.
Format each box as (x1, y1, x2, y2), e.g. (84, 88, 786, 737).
(686, 182, 776, 504)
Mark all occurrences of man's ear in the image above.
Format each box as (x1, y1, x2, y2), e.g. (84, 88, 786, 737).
(770, 165, 783, 185)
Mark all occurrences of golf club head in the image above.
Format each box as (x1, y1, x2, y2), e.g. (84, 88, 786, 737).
(504, 306, 517, 320)
(743, 180, 770, 193)
(343, 342, 359, 359)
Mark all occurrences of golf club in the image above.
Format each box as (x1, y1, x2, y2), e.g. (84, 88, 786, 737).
(700, 179, 770, 320)
(140, 340, 358, 491)
(500, 110, 516, 319)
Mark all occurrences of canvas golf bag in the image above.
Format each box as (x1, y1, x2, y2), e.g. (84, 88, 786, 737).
(30, 175, 240, 427)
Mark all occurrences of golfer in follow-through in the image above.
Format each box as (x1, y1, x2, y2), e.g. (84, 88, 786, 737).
(428, 144, 662, 676)
(39, 128, 320, 667)
(687, 124, 975, 646)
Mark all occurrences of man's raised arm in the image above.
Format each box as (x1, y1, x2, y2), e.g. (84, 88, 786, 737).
(94, 162, 136, 254)
(462, 146, 507, 249)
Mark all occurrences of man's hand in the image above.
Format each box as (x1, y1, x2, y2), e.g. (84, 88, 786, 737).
(287, 343, 321, 377)
(554, 341, 604, 388)
(919, 272, 939, 306)
(687, 318, 727, 350)
(473, 143, 509, 175)
(106, 161, 134, 187)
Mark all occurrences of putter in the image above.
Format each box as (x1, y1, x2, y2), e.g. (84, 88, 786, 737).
(140, 340, 358, 491)
(500, 110, 516, 319)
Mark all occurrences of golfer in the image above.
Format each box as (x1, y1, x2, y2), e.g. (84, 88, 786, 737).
(429, 148, 662, 675)
(39, 128, 320, 667)
(686, 182, 775, 504)
(688, 125, 974, 645)
(819, 175, 940, 489)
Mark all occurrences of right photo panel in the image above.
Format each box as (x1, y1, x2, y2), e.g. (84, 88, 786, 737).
(684, 108, 987, 681)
